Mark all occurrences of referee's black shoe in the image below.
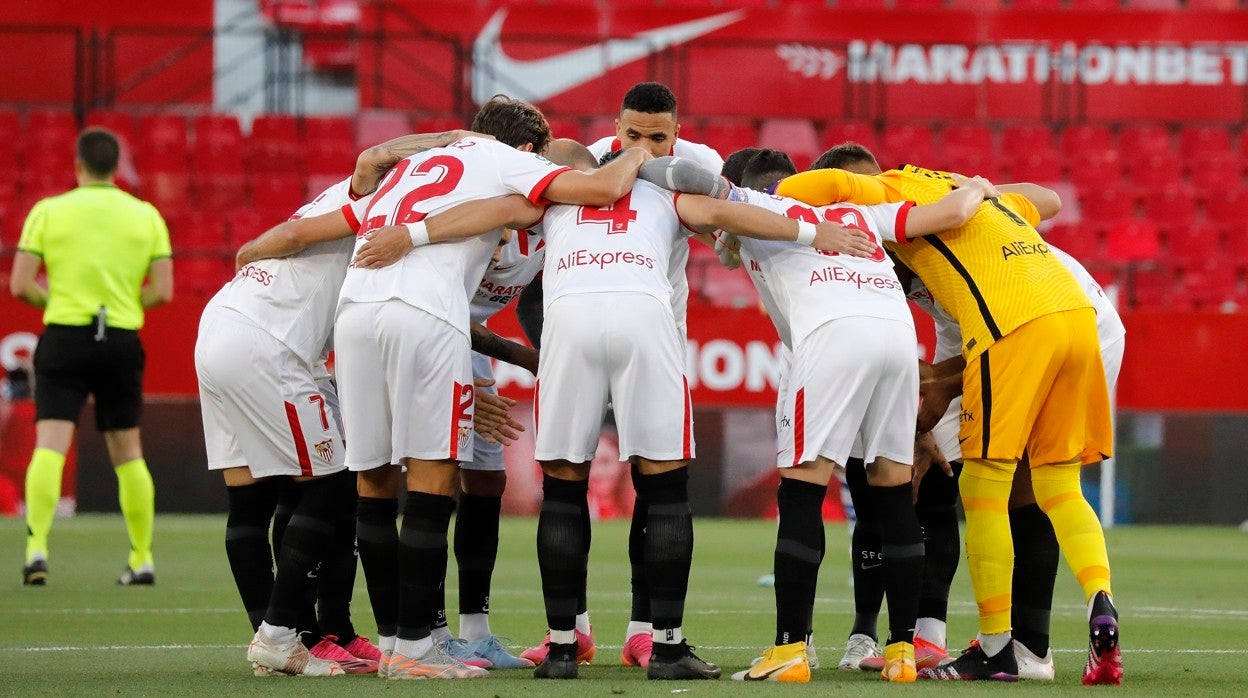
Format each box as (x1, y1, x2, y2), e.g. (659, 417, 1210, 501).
(117, 565, 155, 586)
(22, 558, 48, 586)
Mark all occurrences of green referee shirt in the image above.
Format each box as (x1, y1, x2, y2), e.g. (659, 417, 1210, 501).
(17, 182, 172, 330)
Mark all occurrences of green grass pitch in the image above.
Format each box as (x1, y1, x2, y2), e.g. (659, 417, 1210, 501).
(2, 515, 1245, 695)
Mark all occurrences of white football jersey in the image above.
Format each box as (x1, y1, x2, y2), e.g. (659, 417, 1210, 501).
(907, 243, 1125, 362)
(731, 187, 914, 349)
(738, 241, 795, 349)
(338, 137, 569, 335)
(588, 136, 724, 336)
(210, 177, 357, 366)
(469, 229, 546, 324)
(539, 180, 692, 312)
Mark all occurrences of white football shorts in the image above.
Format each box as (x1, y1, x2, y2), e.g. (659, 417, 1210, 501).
(535, 293, 694, 463)
(335, 300, 475, 470)
(777, 316, 918, 468)
(196, 307, 346, 478)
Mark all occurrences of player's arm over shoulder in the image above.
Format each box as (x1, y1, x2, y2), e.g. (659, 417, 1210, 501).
(899, 177, 1000, 239)
(775, 168, 892, 206)
(997, 184, 1058, 224)
(235, 209, 354, 269)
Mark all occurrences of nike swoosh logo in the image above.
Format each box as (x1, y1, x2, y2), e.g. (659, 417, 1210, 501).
(746, 655, 804, 681)
(492, 264, 517, 272)
(860, 562, 883, 570)
(472, 9, 746, 105)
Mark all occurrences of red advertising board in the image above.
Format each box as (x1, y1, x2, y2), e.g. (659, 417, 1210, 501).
(364, 3, 1248, 122)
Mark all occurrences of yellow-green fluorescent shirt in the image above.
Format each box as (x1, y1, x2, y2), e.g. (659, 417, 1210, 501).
(17, 183, 171, 330)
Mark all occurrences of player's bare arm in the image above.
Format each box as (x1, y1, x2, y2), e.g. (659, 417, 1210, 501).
(352, 129, 491, 196)
(900, 176, 1000, 237)
(9, 251, 48, 308)
(471, 321, 539, 375)
(352, 194, 544, 269)
(235, 209, 353, 270)
(917, 369, 964, 434)
(674, 193, 878, 258)
(140, 257, 174, 308)
(949, 172, 1061, 221)
(541, 146, 650, 206)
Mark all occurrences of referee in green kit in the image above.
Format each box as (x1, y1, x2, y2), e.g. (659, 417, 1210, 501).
(10, 126, 173, 586)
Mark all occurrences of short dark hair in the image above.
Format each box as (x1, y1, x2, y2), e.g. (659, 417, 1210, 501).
(471, 95, 552, 153)
(721, 147, 762, 186)
(741, 149, 797, 191)
(77, 127, 120, 177)
(811, 142, 880, 172)
(620, 82, 678, 118)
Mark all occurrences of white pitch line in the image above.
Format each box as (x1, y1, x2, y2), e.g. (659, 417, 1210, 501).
(2, 643, 1246, 655)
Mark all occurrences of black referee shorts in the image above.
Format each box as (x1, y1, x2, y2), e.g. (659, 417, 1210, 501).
(33, 324, 146, 431)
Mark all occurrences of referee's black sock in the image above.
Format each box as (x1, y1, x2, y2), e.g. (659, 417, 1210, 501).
(636, 467, 693, 644)
(455, 493, 502, 617)
(356, 496, 399, 638)
(628, 463, 651, 625)
(537, 474, 589, 634)
(1011, 503, 1059, 658)
(313, 470, 359, 643)
(845, 458, 884, 640)
(773, 476, 826, 647)
(225, 479, 280, 632)
(916, 460, 962, 625)
(874, 482, 924, 646)
(397, 491, 455, 643)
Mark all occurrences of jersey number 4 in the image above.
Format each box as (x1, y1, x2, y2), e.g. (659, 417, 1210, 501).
(577, 191, 638, 234)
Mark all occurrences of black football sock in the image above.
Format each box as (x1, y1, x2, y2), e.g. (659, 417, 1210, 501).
(271, 478, 299, 559)
(356, 496, 399, 638)
(264, 474, 347, 630)
(577, 487, 592, 619)
(845, 457, 884, 640)
(537, 474, 590, 633)
(313, 469, 359, 643)
(397, 491, 455, 643)
(1011, 502, 1059, 657)
(874, 482, 924, 646)
(635, 467, 693, 648)
(773, 477, 826, 647)
(628, 463, 651, 624)
(225, 479, 280, 631)
(915, 460, 963, 624)
(455, 493, 502, 618)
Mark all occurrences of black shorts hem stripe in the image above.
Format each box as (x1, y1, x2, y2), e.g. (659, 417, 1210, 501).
(924, 237, 1002, 341)
(980, 352, 992, 460)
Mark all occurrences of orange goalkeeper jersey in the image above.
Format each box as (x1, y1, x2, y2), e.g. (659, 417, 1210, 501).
(776, 165, 1090, 359)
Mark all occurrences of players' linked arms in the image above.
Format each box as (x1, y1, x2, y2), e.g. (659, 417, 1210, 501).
(235, 210, 355, 269)
(775, 168, 892, 206)
(353, 130, 491, 196)
(470, 322, 540, 375)
(638, 156, 732, 199)
(902, 176, 1000, 238)
(352, 195, 543, 269)
(997, 183, 1061, 221)
(917, 371, 963, 434)
(674, 194, 878, 258)
(543, 146, 649, 206)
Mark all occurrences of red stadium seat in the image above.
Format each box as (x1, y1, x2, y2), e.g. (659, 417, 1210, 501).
(305, 173, 343, 203)
(1185, 0, 1241, 8)
(834, 0, 890, 8)
(947, 0, 1000, 8)
(304, 115, 354, 145)
(199, 145, 246, 178)
(940, 124, 993, 159)
(20, 172, 75, 207)
(84, 110, 136, 146)
(1068, 0, 1124, 9)
(1129, 154, 1183, 193)
(169, 210, 230, 255)
(412, 114, 463, 136)
(700, 120, 759, 160)
(1163, 223, 1222, 271)
(1067, 147, 1123, 193)
(193, 113, 244, 151)
(1142, 186, 1197, 233)
(142, 170, 192, 213)
(0, 109, 19, 142)
(1126, 0, 1181, 8)
(1119, 123, 1172, 157)
(1174, 260, 1239, 310)
(1189, 152, 1242, 192)
(356, 110, 411, 150)
(1125, 266, 1174, 310)
(546, 117, 583, 142)
(1205, 186, 1248, 227)
(178, 257, 235, 295)
(1044, 222, 1106, 267)
(248, 114, 305, 175)
(1178, 125, 1232, 159)
(1059, 124, 1114, 159)
(306, 139, 358, 178)
(134, 114, 189, 165)
(950, 149, 1003, 182)
(821, 120, 878, 155)
(26, 110, 77, 147)
(226, 210, 270, 248)
(1010, 0, 1065, 8)
(893, 0, 945, 8)
(881, 123, 935, 168)
(194, 172, 249, 213)
(1001, 124, 1055, 153)
(758, 118, 821, 171)
(584, 116, 618, 144)
(249, 173, 308, 216)
(699, 265, 759, 308)
(1223, 225, 1248, 267)
(1105, 219, 1161, 263)
(1079, 186, 1135, 224)
(1010, 150, 1063, 182)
